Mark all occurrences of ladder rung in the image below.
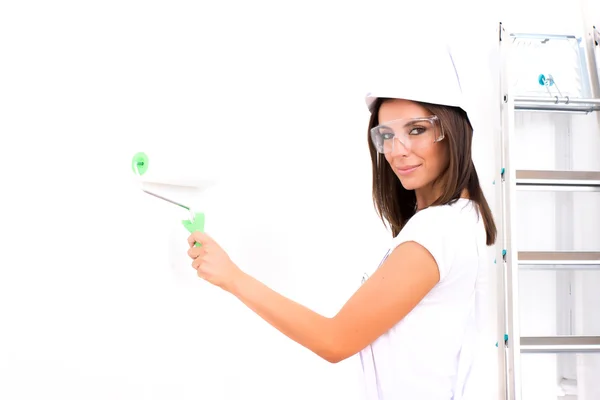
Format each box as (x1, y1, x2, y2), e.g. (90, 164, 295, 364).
(515, 104, 600, 113)
(514, 96, 600, 113)
(515, 170, 600, 190)
(520, 336, 600, 353)
(515, 96, 600, 105)
(519, 251, 600, 266)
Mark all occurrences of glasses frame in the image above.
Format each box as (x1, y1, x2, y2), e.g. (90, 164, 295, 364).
(370, 115, 444, 154)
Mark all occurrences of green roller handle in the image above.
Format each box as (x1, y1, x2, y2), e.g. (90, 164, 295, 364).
(182, 212, 205, 247)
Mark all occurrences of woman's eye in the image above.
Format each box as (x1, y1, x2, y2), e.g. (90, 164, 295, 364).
(409, 126, 426, 135)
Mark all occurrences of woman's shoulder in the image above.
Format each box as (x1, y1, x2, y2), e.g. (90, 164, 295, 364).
(389, 199, 480, 279)
(413, 198, 475, 222)
(398, 199, 478, 240)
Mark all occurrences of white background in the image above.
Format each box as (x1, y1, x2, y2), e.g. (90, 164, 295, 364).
(0, 0, 599, 399)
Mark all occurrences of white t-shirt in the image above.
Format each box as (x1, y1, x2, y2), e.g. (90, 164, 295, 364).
(359, 198, 491, 400)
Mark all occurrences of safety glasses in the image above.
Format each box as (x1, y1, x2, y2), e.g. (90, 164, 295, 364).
(370, 115, 444, 154)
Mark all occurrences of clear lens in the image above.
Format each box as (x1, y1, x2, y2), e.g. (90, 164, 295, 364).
(370, 115, 443, 154)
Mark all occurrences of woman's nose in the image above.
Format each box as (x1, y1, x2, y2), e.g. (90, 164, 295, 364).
(390, 136, 410, 156)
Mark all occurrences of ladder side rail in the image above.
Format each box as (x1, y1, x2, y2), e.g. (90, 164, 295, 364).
(496, 22, 509, 400)
(503, 68, 523, 400)
(578, 0, 600, 99)
(499, 22, 523, 400)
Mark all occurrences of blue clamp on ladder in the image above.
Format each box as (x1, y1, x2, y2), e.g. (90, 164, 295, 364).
(538, 73, 564, 99)
(496, 334, 509, 347)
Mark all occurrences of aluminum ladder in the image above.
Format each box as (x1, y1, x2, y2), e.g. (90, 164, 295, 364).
(497, 21, 600, 400)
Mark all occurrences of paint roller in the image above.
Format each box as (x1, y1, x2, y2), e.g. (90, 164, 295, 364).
(131, 152, 204, 246)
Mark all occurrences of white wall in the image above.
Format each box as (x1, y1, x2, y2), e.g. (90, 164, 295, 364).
(0, 0, 597, 399)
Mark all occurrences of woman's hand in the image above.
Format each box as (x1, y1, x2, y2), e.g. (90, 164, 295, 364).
(187, 232, 244, 292)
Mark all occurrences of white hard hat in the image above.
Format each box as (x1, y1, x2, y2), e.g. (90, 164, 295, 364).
(364, 40, 470, 120)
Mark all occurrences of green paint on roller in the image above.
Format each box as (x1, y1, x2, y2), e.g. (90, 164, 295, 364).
(131, 152, 149, 175)
(182, 212, 205, 247)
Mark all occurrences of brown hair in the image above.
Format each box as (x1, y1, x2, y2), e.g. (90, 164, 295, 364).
(368, 98, 497, 246)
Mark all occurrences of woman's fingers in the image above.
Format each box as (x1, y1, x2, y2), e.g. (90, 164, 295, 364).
(189, 247, 207, 269)
(187, 245, 205, 259)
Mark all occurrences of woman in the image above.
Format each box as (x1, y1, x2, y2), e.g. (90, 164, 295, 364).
(187, 53, 497, 399)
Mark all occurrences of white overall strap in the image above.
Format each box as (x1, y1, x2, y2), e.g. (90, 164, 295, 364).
(360, 344, 380, 400)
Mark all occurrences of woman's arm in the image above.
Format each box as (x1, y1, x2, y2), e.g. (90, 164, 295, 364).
(228, 240, 440, 363)
(230, 272, 337, 361)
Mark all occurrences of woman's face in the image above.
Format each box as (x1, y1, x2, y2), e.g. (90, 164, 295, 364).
(377, 99, 449, 191)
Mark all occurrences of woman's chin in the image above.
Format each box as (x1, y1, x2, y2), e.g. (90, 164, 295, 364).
(397, 175, 420, 191)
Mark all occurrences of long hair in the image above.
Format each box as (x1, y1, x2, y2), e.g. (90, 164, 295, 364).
(368, 98, 497, 246)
